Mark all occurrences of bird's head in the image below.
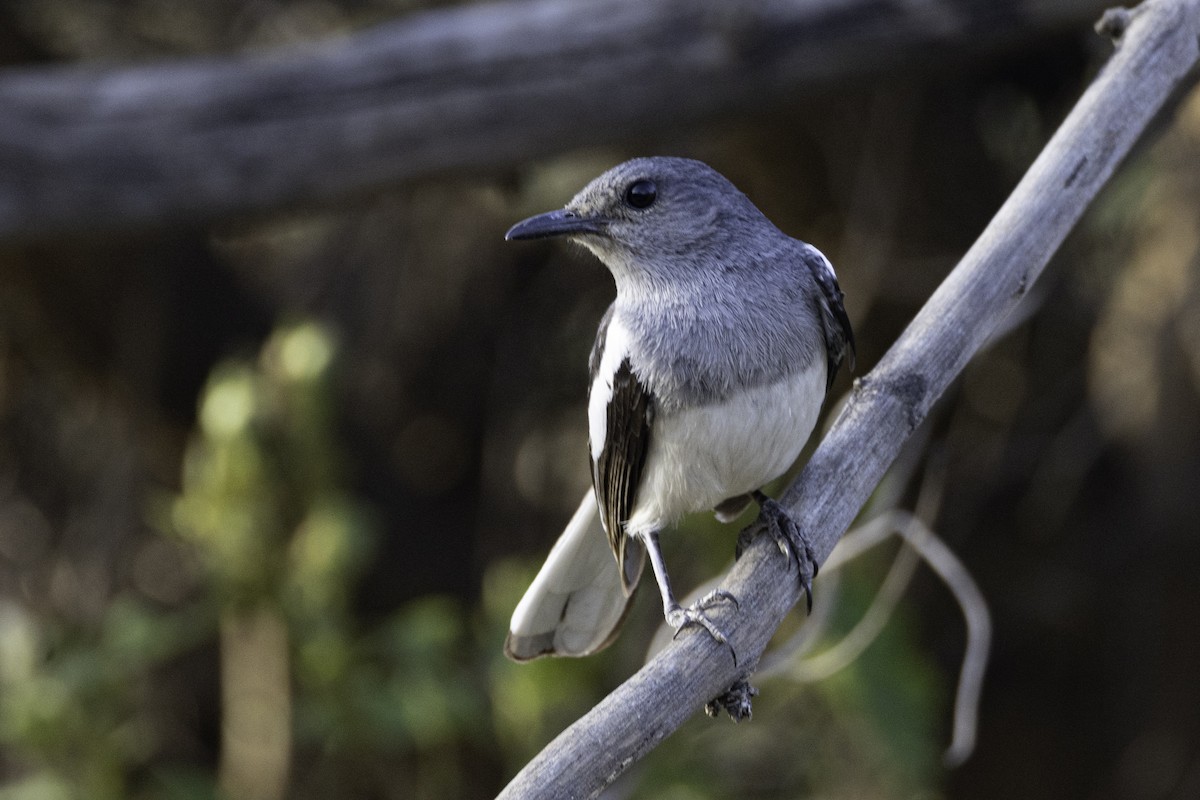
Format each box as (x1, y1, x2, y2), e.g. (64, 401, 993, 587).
(506, 157, 775, 289)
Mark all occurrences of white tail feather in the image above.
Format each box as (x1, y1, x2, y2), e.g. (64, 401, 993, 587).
(505, 491, 644, 660)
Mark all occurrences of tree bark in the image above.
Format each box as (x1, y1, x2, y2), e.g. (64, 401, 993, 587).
(0, 0, 1111, 240)
(496, 2, 1200, 797)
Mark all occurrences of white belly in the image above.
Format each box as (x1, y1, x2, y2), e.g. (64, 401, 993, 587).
(623, 359, 826, 537)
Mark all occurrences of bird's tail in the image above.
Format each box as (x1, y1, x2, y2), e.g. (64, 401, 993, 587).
(505, 491, 644, 660)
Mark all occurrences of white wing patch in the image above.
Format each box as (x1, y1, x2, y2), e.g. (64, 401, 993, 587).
(803, 243, 839, 285)
(588, 317, 634, 462)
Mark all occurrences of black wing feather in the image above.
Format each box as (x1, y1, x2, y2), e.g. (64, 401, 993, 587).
(589, 336, 653, 595)
(800, 245, 856, 391)
(588, 304, 615, 382)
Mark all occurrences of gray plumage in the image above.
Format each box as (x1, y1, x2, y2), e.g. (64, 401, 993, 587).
(504, 157, 854, 661)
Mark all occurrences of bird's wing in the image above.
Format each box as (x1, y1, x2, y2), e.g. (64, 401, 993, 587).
(588, 303, 615, 379)
(589, 309, 653, 596)
(799, 244, 856, 390)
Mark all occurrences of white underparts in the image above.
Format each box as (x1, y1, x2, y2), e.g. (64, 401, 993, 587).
(589, 316, 826, 539)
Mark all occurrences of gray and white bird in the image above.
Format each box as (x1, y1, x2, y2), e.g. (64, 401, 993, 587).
(503, 157, 854, 661)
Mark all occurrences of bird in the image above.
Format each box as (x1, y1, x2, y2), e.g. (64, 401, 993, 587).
(503, 156, 854, 662)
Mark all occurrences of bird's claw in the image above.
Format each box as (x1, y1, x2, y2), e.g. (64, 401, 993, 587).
(737, 495, 818, 613)
(696, 588, 739, 612)
(705, 677, 759, 722)
(667, 593, 738, 666)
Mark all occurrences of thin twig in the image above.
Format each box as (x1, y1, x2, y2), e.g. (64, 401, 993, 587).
(781, 523, 921, 681)
(757, 444, 945, 675)
(782, 508, 990, 766)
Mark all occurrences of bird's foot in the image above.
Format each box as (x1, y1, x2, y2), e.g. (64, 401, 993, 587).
(666, 593, 738, 665)
(705, 677, 759, 722)
(695, 587, 739, 612)
(737, 494, 818, 613)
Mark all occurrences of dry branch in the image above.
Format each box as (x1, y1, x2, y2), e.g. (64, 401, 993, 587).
(0, 0, 1110, 239)
(498, 2, 1200, 797)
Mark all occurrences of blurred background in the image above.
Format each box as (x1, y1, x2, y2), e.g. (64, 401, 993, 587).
(1, 0, 1199, 798)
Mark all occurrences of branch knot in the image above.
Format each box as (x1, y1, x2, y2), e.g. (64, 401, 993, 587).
(1096, 7, 1133, 43)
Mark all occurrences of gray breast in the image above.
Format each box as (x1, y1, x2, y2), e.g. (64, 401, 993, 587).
(619, 284, 825, 410)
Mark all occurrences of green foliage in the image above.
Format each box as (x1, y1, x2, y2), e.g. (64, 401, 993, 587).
(0, 598, 210, 800)
(0, 321, 503, 799)
(171, 322, 352, 607)
(819, 572, 944, 792)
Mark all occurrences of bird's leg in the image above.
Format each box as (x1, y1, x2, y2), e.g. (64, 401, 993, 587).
(737, 490, 818, 613)
(643, 530, 738, 664)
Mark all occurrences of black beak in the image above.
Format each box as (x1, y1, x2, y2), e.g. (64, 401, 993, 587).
(505, 209, 608, 241)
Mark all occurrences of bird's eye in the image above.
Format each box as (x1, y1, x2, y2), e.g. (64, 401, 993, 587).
(623, 179, 657, 209)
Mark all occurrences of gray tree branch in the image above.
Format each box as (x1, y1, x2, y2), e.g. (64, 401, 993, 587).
(497, 2, 1200, 797)
(0, 0, 1111, 240)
